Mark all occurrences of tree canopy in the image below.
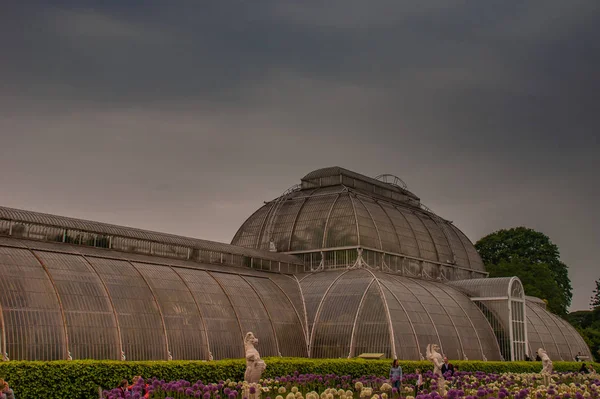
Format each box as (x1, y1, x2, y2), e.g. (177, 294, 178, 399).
(475, 227, 572, 316)
(592, 279, 600, 309)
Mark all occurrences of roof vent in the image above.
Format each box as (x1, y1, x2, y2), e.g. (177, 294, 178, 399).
(374, 174, 408, 190)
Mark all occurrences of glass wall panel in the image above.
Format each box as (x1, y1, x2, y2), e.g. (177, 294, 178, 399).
(442, 225, 470, 269)
(300, 270, 346, 334)
(357, 196, 402, 253)
(525, 303, 560, 359)
(380, 204, 420, 258)
(133, 263, 209, 360)
(85, 257, 167, 360)
(436, 284, 502, 361)
(210, 273, 278, 357)
(450, 226, 485, 271)
(268, 274, 307, 334)
(526, 303, 571, 360)
(417, 215, 453, 265)
(268, 198, 305, 252)
(324, 194, 358, 248)
(290, 195, 337, 251)
(311, 270, 373, 358)
(245, 276, 308, 357)
(417, 280, 481, 360)
(351, 196, 380, 250)
(175, 269, 243, 360)
(379, 284, 420, 360)
(405, 279, 463, 360)
(232, 205, 272, 249)
(380, 276, 440, 358)
(0, 247, 66, 360)
(550, 314, 592, 359)
(34, 251, 120, 360)
(401, 212, 438, 261)
(352, 283, 392, 358)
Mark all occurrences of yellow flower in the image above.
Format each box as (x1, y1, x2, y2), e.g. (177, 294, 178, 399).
(380, 383, 392, 392)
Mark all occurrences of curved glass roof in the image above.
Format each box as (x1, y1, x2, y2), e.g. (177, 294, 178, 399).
(299, 269, 501, 361)
(0, 237, 307, 361)
(526, 299, 592, 361)
(233, 168, 485, 274)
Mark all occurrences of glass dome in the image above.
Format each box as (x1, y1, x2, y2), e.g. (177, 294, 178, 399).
(233, 167, 486, 277)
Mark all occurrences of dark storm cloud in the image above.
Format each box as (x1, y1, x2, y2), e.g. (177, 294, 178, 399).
(1, 1, 599, 310)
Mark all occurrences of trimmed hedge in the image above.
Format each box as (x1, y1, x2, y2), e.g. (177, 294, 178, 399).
(0, 358, 598, 399)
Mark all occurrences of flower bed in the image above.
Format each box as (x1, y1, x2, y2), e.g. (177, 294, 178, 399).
(1, 359, 598, 399)
(103, 371, 600, 399)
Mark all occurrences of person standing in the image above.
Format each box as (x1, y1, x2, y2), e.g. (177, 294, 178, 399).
(390, 359, 403, 393)
(441, 357, 454, 376)
(415, 368, 424, 393)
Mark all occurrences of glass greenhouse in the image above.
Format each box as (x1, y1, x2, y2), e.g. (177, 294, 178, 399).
(0, 167, 592, 362)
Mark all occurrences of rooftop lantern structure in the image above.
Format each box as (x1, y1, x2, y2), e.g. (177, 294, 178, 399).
(233, 167, 486, 281)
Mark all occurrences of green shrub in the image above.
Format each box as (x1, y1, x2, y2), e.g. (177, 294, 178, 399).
(0, 358, 598, 399)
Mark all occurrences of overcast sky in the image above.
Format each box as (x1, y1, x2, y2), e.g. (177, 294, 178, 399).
(1, 1, 598, 311)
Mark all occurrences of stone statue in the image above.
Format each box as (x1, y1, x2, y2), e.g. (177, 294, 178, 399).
(538, 348, 553, 385)
(426, 344, 445, 395)
(244, 332, 266, 383)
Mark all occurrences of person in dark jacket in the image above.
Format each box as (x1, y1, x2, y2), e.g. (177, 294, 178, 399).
(441, 357, 455, 376)
(579, 363, 589, 374)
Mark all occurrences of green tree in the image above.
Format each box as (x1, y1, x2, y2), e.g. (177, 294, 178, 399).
(591, 279, 600, 309)
(475, 227, 572, 316)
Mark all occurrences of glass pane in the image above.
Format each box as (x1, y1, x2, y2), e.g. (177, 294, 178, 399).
(210, 273, 278, 357)
(86, 257, 167, 360)
(175, 269, 243, 360)
(133, 263, 209, 360)
(0, 247, 66, 360)
(34, 251, 120, 360)
(245, 276, 308, 357)
(311, 270, 373, 358)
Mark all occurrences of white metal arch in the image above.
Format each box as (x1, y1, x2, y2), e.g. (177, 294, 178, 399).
(347, 278, 376, 358)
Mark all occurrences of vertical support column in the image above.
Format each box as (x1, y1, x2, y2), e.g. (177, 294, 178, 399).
(508, 296, 515, 361)
(0, 301, 6, 360)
